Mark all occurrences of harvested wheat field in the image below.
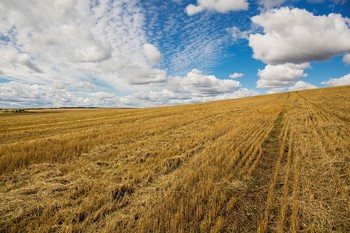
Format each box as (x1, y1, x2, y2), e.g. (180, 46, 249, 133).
(0, 85, 350, 232)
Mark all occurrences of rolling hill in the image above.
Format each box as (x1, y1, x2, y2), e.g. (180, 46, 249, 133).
(0, 85, 349, 232)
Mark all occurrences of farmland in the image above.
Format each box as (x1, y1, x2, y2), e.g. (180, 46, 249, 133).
(0, 85, 349, 232)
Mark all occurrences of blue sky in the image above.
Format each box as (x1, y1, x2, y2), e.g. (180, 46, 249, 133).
(0, 0, 349, 107)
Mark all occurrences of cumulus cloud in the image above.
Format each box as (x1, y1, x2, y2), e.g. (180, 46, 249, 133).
(321, 74, 350, 86)
(288, 81, 317, 91)
(143, 44, 162, 63)
(185, 0, 249, 16)
(168, 69, 241, 96)
(123, 88, 258, 107)
(1, 0, 254, 108)
(343, 54, 350, 64)
(249, 7, 350, 65)
(121, 66, 167, 85)
(74, 44, 111, 63)
(120, 69, 257, 107)
(0, 1, 166, 90)
(186, 4, 205, 16)
(0, 81, 120, 108)
(0, 67, 257, 108)
(257, 63, 310, 89)
(229, 73, 244, 79)
(0, 1, 260, 107)
(249, 7, 350, 92)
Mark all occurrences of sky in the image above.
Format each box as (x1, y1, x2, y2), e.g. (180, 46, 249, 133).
(0, 0, 350, 108)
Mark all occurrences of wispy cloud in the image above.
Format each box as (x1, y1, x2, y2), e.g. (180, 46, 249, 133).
(142, 1, 248, 75)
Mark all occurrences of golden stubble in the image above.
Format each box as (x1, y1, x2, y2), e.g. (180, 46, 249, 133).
(0, 85, 349, 232)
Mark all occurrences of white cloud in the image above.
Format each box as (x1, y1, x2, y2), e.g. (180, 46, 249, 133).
(75, 81, 96, 90)
(228, 27, 250, 42)
(120, 69, 257, 107)
(120, 66, 167, 85)
(168, 69, 241, 96)
(185, 4, 205, 16)
(0, 81, 120, 108)
(0, 68, 257, 107)
(288, 81, 317, 91)
(0, 0, 165, 90)
(343, 54, 350, 64)
(250, 7, 350, 93)
(249, 7, 350, 65)
(143, 44, 162, 63)
(74, 43, 111, 63)
(258, 0, 286, 9)
(257, 63, 310, 89)
(1, 0, 253, 108)
(185, 0, 249, 16)
(0, 1, 257, 107)
(229, 72, 244, 79)
(0, 47, 42, 73)
(124, 88, 258, 107)
(321, 74, 350, 86)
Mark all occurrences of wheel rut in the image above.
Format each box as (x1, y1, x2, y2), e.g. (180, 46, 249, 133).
(226, 95, 291, 232)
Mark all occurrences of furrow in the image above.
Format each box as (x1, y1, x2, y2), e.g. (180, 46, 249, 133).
(277, 129, 294, 233)
(245, 121, 276, 177)
(290, 134, 300, 233)
(228, 120, 272, 175)
(239, 120, 275, 177)
(258, 117, 290, 233)
(235, 119, 271, 170)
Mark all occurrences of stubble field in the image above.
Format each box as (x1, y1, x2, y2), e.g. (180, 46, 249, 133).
(0, 85, 349, 232)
